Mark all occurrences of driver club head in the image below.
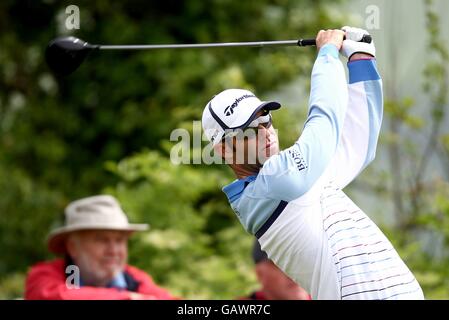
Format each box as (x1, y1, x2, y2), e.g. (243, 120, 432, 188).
(45, 36, 98, 76)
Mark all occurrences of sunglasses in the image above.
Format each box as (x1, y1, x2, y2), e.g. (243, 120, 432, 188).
(222, 109, 272, 142)
(246, 108, 272, 128)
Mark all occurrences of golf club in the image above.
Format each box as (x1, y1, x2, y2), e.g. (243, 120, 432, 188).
(45, 34, 372, 76)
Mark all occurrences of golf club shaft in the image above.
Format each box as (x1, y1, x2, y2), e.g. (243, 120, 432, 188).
(99, 39, 305, 50)
(96, 34, 370, 50)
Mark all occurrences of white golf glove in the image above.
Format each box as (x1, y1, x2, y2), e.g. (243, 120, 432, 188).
(341, 26, 375, 59)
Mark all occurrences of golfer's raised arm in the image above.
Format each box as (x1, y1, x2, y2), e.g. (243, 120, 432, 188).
(329, 28, 383, 189)
(257, 30, 348, 202)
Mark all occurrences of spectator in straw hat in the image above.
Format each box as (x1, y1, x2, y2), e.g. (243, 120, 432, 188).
(25, 195, 174, 300)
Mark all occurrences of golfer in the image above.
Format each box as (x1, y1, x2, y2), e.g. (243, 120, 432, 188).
(201, 27, 424, 299)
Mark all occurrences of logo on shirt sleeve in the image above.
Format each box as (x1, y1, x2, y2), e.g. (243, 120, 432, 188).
(288, 149, 308, 172)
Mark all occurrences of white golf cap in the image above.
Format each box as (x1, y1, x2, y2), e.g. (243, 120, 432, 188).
(202, 89, 281, 145)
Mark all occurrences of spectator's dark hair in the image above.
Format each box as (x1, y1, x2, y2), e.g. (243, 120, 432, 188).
(252, 240, 268, 264)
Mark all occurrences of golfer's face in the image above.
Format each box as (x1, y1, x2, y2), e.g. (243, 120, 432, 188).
(235, 112, 279, 165)
(257, 123, 279, 161)
(69, 230, 129, 285)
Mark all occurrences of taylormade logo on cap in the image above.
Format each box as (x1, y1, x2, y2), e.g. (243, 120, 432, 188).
(223, 94, 256, 116)
(201, 89, 281, 146)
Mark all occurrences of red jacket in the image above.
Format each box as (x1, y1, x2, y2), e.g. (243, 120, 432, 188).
(25, 259, 174, 300)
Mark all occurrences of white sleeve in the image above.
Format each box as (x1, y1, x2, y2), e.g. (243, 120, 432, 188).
(329, 59, 383, 189)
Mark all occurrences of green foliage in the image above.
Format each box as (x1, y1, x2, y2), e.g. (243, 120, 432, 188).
(0, 164, 63, 274)
(0, 273, 26, 300)
(384, 98, 424, 129)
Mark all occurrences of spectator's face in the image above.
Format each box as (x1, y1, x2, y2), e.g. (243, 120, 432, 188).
(67, 230, 129, 286)
(256, 260, 310, 300)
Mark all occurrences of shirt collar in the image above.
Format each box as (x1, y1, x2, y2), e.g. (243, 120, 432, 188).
(106, 272, 127, 289)
(222, 175, 257, 203)
(79, 271, 128, 289)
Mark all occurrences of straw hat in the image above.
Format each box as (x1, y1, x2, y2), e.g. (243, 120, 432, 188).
(47, 195, 148, 254)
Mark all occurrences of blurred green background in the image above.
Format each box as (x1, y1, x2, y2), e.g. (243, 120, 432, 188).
(0, 0, 448, 299)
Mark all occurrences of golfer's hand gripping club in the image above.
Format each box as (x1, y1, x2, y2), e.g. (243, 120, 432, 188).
(297, 34, 372, 47)
(340, 26, 375, 59)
